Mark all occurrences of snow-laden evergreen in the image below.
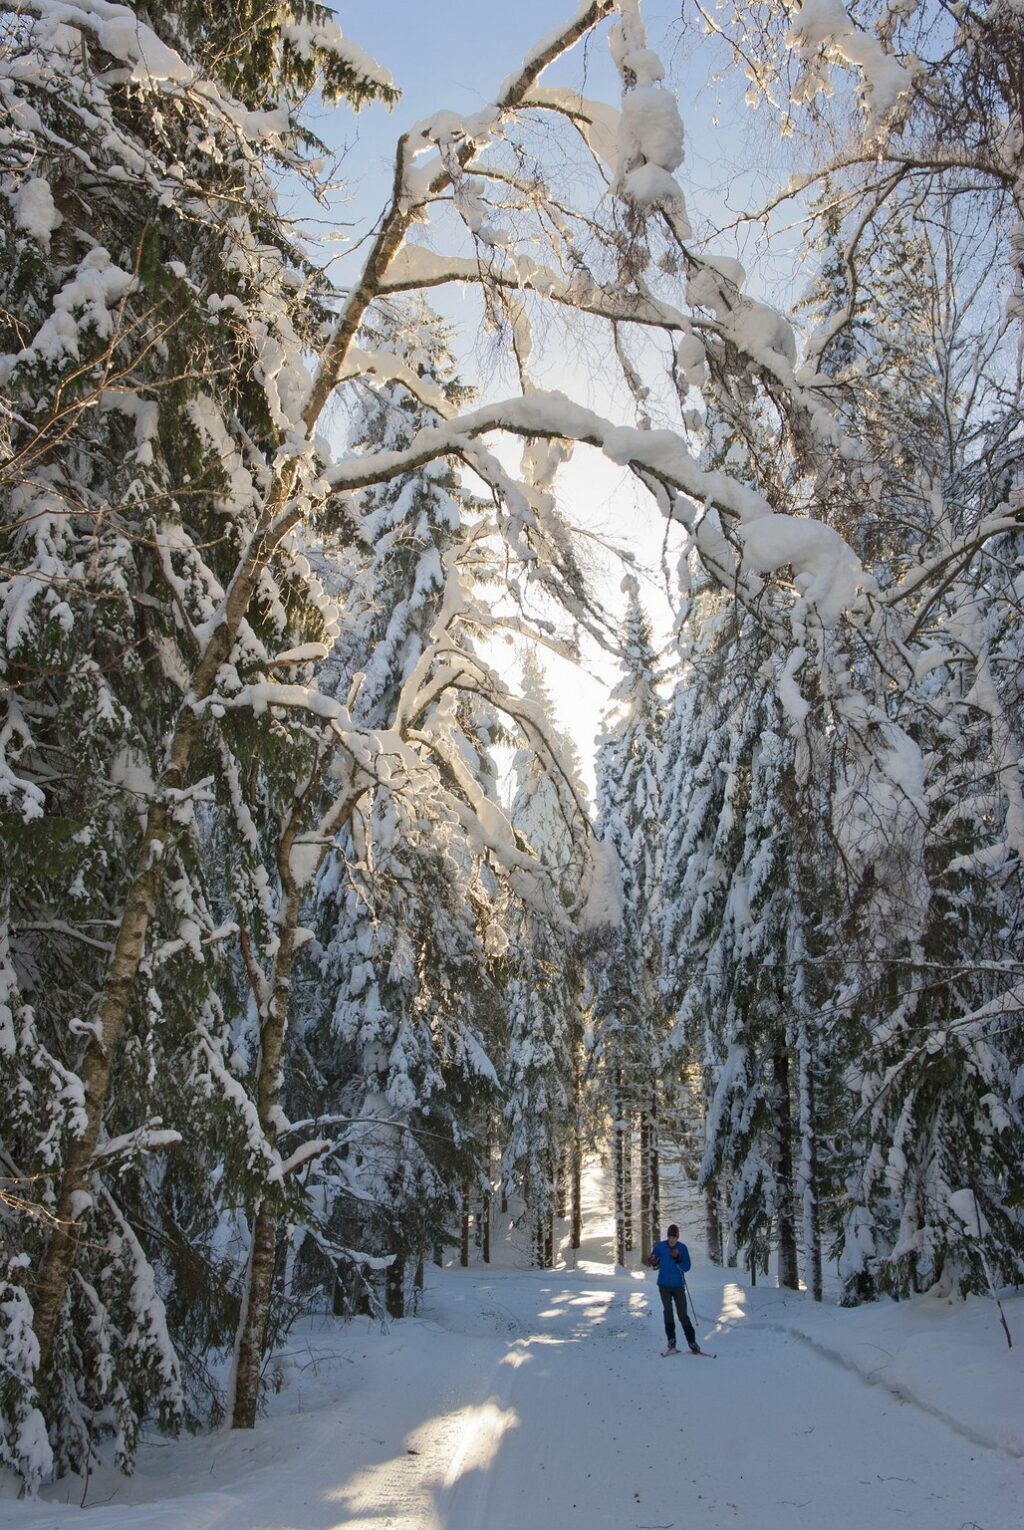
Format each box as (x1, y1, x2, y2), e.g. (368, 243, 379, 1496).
(1, 0, 394, 1475)
(591, 584, 665, 1264)
(305, 307, 514, 1316)
(658, 583, 824, 1288)
(503, 650, 589, 1264)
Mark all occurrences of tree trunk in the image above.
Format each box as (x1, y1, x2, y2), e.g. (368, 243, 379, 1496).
(623, 1109, 634, 1253)
(613, 1061, 627, 1268)
(460, 1183, 470, 1268)
(230, 773, 342, 1428)
(773, 1047, 800, 1292)
(571, 1046, 583, 1249)
(640, 1094, 659, 1252)
(230, 935, 299, 1426)
(797, 1023, 823, 1301)
(230, 1199, 278, 1428)
(556, 1144, 568, 1221)
(386, 1252, 405, 1319)
(650, 1092, 660, 1252)
(32, 782, 180, 1381)
(705, 1181, 724, 1266)
(640, 1112, 651, 1255)
(725, 1185, 738, 1268)
(571, 1145, 583, 1251)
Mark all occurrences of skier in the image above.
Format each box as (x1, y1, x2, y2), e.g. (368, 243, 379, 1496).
(647, 1223, 701, 1355)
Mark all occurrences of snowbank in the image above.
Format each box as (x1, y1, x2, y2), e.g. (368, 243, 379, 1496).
(722, 1282, 1023, 1459)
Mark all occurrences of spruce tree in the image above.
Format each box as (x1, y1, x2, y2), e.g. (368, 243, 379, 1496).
(592, 584, 664, 1265)
(503, 650, 588, 1266)
(0, 0, 394, 1474)
(660, 586, 808, 1287)
(303, 303, 505, 1313)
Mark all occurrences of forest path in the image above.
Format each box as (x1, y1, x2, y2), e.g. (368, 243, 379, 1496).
(391, 1260, 1017, 1530)
(19, 1257, 1020, 1530)
(12, 1162, 1021, 1530)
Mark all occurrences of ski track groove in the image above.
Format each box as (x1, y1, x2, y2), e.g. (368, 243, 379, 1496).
(439, 1347, 517, 1529)
(735, 1318, 1022, 1459)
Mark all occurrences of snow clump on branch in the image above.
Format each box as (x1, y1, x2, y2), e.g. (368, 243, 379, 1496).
(786, 0, 914, 133)
(737, 512, 866, 628)
(609, 19, 689, 219)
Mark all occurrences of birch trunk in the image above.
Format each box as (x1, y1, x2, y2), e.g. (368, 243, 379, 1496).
(33, 765, 188, 1377)
(230, 764, 364, 1427)
(230, 878, 304, 1428)
(230, 1197, 279, 1429)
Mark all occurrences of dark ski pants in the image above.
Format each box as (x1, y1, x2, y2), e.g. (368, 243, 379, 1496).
(659, 1285, 696, 1349)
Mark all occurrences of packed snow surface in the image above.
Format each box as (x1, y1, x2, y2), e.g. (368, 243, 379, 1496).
(2, 1163, 1020, 1529)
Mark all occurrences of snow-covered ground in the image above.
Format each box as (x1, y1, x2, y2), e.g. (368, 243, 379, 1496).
(4, 1160, 1021, 1530)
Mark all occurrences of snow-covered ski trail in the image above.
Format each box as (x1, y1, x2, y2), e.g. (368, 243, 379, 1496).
(5, 1153, 1020, 1530)
(4, 1259, 1020, 1530)
(419, 1268, 1018, 1530)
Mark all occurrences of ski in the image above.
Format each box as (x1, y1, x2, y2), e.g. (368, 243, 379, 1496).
(661, 1346, 716, 1358)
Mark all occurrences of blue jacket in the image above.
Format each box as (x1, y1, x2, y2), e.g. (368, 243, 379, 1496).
(648, 1239, 691, 1287)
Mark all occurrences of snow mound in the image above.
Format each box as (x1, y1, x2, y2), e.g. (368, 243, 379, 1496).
(737, 511, 864, 626)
